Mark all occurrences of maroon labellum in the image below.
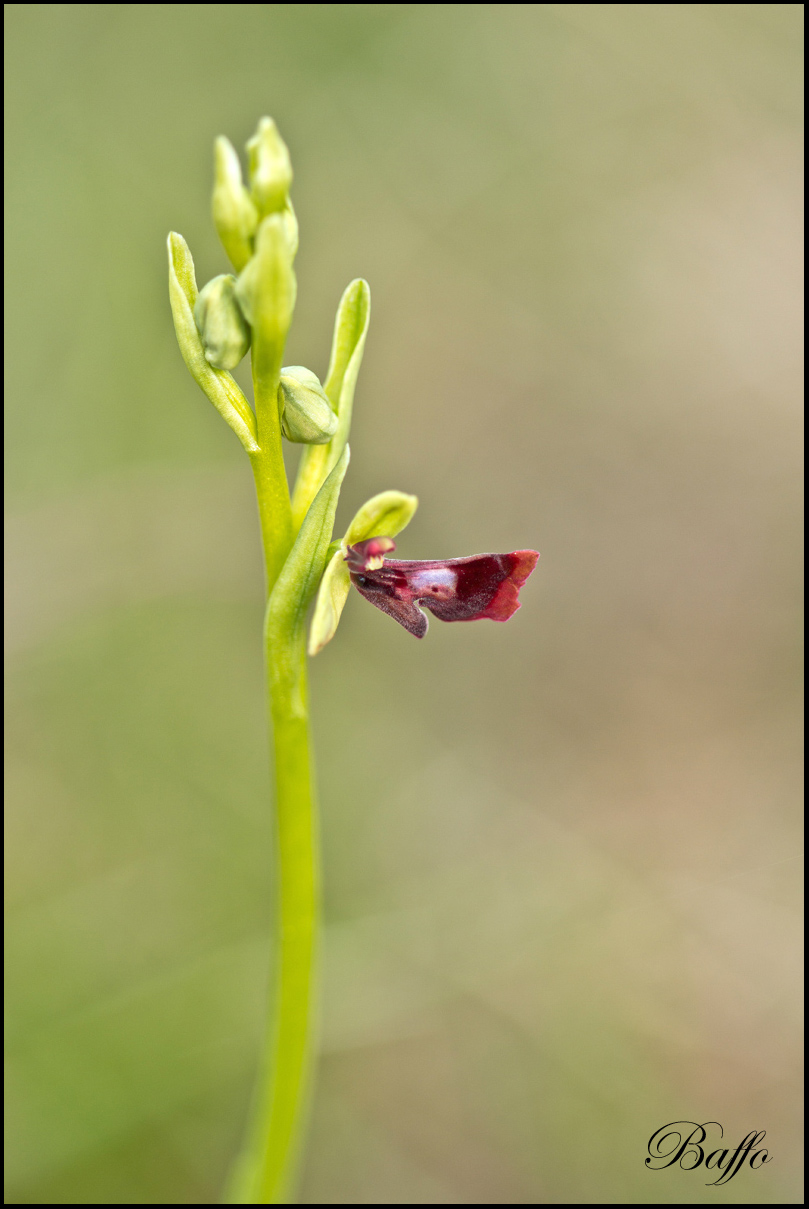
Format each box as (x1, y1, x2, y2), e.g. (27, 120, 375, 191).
(345, 538, 539, 638)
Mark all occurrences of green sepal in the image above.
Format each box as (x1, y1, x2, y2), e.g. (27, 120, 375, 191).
(194, 274, 251, 371)
(279, 366, 338, 444)
(344, 491, 419, 545)
(308, 553, 350, 657)
(291, 279, 370, 529)
(308, 489, 418, 655)
(268, 446, 350, 694)
(167, 233, 259, 454)
(212, 136, 259, 273)
(247, 117, 293, 217)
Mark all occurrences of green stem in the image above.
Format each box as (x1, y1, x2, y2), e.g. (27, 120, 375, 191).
(230, 621, 319, 1204)
(250, 353, 293, 587)
(228, 352, 318, 1204)
(263, 628, 319, 1203)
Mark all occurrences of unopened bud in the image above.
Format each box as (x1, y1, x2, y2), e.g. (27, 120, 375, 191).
(279, 366, 338, 444)
(246, 117, 293, 217)
(212, 136, 259, 272)
(193, 274, 251, 371)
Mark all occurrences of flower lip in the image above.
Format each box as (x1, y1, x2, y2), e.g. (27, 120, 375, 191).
(345, 538, 539, 638)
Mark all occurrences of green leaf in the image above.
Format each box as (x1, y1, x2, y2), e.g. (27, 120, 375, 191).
(291, 279, 370, 530)
(323, 277, 372, 449)
(167, 233, 259, 454)
(268, 446, 350, 687)
(308, 489, 418, 655)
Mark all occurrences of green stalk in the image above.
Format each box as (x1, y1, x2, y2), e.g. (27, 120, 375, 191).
(228, 277, 354, 1207)
(261, 628, 318, 1203)
(250, 314, 293, 590)
(229, 611, 319, 1204)
(229, 312, 316, 1206)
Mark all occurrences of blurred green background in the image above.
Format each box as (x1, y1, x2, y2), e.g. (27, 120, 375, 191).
(5, 4, 803, 1204)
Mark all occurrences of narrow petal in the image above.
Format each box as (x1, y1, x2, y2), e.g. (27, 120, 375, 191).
(351, 572, 429, 638)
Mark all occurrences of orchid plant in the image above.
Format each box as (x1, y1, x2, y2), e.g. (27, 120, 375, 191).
(168, 117, 538, 1204)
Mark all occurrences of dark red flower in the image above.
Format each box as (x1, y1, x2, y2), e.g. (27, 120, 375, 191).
(345, 538, 539, 638)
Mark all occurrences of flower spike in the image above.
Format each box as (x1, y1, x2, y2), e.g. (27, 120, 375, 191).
(346, 540, 539, 638)
(168, 117, 542, 1205)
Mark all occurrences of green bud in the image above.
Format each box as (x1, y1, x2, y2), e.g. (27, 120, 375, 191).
(235, 214, 296, 341)
(193, 274, 251, 371)
(167, 233, 259, 455)
(212, 136, 259, 273)
(279, 366, 338, 444)
(308, 490, 418, 655)
(246, 117, 293, 217)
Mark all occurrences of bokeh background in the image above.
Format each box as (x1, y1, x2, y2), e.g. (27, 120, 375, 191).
(5, 4, 803, 1204)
